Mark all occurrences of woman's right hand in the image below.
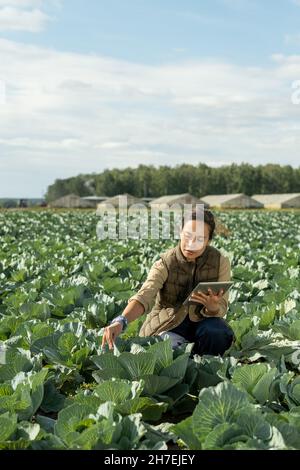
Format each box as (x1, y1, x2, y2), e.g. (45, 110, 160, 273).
(101, 322, 123, 350)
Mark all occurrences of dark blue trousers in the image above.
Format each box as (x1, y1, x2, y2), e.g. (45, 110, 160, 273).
(169, 314, 234, 356)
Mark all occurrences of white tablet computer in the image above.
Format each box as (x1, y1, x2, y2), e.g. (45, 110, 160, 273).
(183, 281, 233, 306)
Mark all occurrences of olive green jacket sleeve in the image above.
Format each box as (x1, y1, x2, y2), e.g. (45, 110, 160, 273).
(128, 255, 231, 318)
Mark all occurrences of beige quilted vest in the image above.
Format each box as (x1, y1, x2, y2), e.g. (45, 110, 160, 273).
(139, 242, 220, 337)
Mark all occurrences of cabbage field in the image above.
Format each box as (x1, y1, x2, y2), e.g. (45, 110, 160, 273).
(0, 209, 299, 450)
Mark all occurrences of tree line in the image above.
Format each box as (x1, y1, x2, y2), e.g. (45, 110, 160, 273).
(45, 163, 300, 202)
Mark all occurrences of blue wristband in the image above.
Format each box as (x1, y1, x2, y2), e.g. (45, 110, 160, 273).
(110, 315, 128, 332)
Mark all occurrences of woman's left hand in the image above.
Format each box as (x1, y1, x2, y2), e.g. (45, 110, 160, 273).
(190, 288, 224, 314)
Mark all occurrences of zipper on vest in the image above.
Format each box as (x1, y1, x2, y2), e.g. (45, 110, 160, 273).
(192, 261, 197, 287)
(187, 261, 197, 320)
(190, 260, 205, 318)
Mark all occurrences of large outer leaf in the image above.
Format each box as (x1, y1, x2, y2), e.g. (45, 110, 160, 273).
(274, 320, 300, 341)
(30, 332, 62, 355)
(142, 375, 179, 395)
(116, 397, 168, 421)
(0, 386, 31, 417)
(147, 339, 173, 374)
(19, 302, 51, 321)
(41, 380, 66, 413)
(203, 422, 244, 450)
(36, 415, 56, 434)
(265, 413, 300, 449)
(91, 354, 128, 380)
(114, 414, 146, 450)
(171, 416, 201, 450)
(54, 403, 96, 445)
(72, 422, 113, 449)
(17, 369, 48, 420)
(259, 305, 276, 329)
(28, 369, 48, 415)
(236, 411, 272, 441)
(0, 349, 33, 382)
(161, 353, 189, 380)
(232, 363, 268, 395)
(192, 382, 252, 441)
(94, 379, 133, 404)
(252, 368, 278, 404)
(58, 333, 78, 354)
(0, 412, 17, 441)
(118, 352, 156, 380)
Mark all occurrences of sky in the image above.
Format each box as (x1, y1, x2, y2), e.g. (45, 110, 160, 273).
(0, 0, 300, 198)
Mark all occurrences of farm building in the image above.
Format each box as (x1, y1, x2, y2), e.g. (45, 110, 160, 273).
(252, 193, 300, 209)
(49, 194, 95, 208)
(149, 193, 209, 209)
(201, 193, 263, 209)
(97, 193, 146, 211)
(141, 197, 155, 204)
(81, 196, 108, 208)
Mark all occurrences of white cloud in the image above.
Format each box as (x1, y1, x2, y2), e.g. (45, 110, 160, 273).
(0, 1, 59, 32)
(0, 38, 299, 197)
(0, 1, 59, 7)
(99, 141, 130, 149)
(0, 6, 50, 31)
(0, 1, 41, 5)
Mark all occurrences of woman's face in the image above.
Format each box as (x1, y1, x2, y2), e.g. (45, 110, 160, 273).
(180, 220, 210, 261)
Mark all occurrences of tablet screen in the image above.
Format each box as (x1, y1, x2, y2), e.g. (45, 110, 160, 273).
(183, 281, 233, 306)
